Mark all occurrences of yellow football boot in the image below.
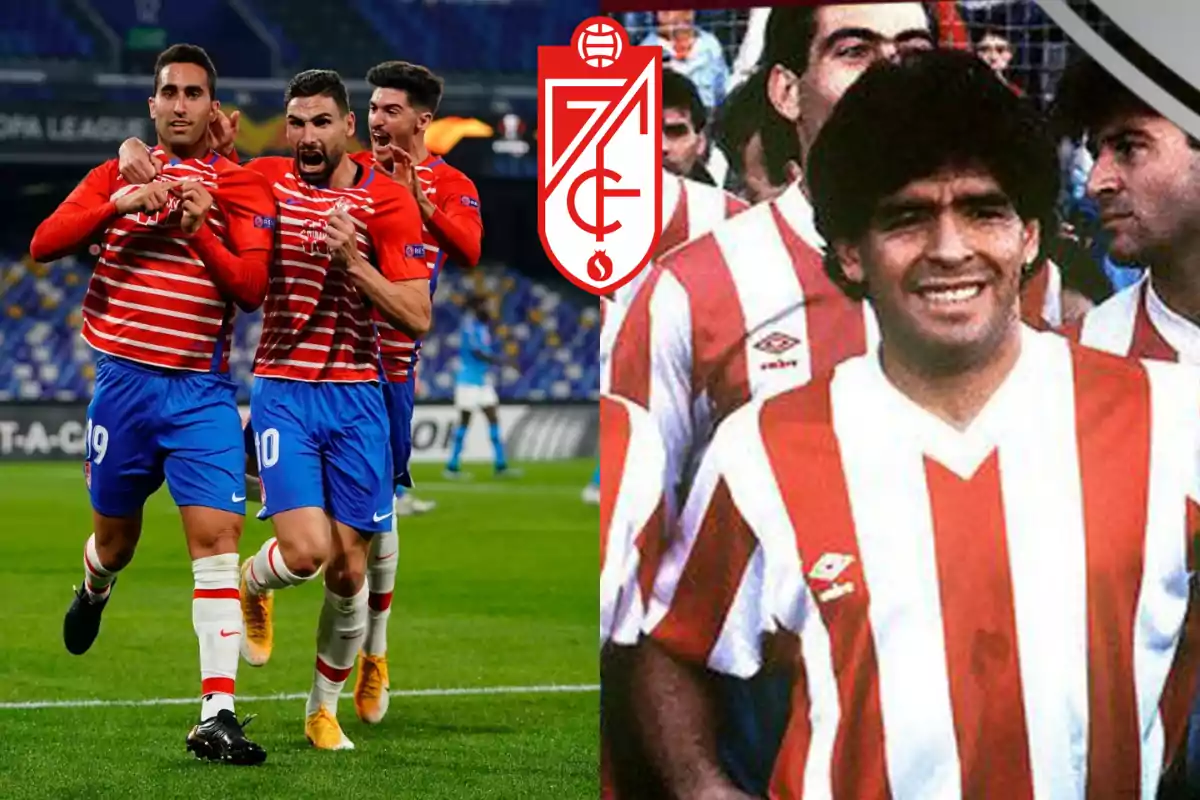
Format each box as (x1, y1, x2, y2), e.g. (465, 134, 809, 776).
(353, 652, 391, 724)
(305, 706, 355, 750)
(239, 559, 274, 666)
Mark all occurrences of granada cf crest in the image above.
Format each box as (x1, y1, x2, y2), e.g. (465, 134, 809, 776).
(538, 17, 662, 296)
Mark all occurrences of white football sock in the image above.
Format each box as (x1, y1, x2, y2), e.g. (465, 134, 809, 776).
(363, 526, 398, 657)
(193, 553, 241, 721)
(307, 584, 368, 716)
(245, 537, 315, 595)
(82, 534, 119, 601)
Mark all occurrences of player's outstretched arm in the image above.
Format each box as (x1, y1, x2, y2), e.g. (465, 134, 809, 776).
(326, 210, 432, 337)
(30, 163, 171, 262)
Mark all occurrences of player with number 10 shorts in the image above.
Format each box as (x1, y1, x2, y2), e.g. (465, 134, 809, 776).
(242, 70, 428, 751)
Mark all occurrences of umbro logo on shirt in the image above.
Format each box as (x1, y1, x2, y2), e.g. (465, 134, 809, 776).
(754, 331, 800, 355)
(809, 552, 856, 603)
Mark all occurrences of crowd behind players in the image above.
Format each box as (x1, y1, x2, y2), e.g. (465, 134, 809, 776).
(602, 2, 1200, 799)
(644, 4, 1134, 317)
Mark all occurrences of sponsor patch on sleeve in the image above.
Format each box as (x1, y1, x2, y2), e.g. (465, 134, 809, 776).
(405, 244, 427, 258)
(460, 196, 479, 209)
(253, 215, 275, 229)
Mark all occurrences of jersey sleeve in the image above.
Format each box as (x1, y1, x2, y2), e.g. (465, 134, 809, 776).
(367, 183, 429, 282)
(427, 169, 483, 267)
(29, 160, 120, 262)
(641, 420, 768, 678)
(214, 165, 277, 254)
(600, 395, 671, 647)
(608, 260, 699, 516)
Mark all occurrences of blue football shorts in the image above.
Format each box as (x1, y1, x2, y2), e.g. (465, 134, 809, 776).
(250, 377, 393, 534)
(85, 354, 245, 517)
(382, 378, 415, 490)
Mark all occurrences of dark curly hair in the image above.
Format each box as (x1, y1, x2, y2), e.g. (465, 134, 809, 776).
(806, 49, 1060, 300)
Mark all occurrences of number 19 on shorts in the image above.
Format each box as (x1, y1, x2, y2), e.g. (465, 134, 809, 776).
(85, 419, 109, 465)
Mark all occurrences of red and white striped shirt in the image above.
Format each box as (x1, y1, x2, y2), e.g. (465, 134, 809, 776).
(647, 328, 1200, 799)
(31, 153, 275, 372)
(350, 151, 483, 383)
(607, 180, 1068, 507)
(610, 171, 749, 309)
(599, 394, 670, 647)
(1075, 274, 1199, 363)
(606, 182, 877, 506)
(248, 157, 427, 383)
(600, 172, 748, 384)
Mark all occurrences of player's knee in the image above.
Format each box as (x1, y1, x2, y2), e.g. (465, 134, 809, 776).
(181, 508, 243, 558)
(93, 513, 142, 569)
(324, 561, 365, 597)
(275, 537, 327, 577)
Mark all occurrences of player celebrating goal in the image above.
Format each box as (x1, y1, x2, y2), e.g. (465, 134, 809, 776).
(638, 50, 1200, 798)
(244, 71, 429, 750)
(123, 70, 431, 749)
(29, 44, 275, 764)
(346, 60, 485, 725)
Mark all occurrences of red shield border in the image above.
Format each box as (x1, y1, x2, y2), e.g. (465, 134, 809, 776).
(537, 16, 662, 297)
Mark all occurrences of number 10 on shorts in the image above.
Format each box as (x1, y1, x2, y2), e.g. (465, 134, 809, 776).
(255, 428, 280, 470)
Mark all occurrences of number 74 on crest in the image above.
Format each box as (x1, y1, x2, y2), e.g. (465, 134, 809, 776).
(538, 17, 663, 297)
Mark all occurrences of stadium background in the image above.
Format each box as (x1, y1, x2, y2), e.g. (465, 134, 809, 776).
(0, 0, 599, 467)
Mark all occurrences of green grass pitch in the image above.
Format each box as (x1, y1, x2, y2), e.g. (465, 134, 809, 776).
(0, 460, 599, 799)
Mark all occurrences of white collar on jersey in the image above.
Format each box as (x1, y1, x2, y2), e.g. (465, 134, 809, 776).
(1145, 275, 1200, 363)
(772, 180, 825, 252)
(844, 325, 1050, 479)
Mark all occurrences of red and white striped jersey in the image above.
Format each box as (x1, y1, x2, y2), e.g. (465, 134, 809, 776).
(606, 171, 748, 314)
(40, 153, 275, 372)
(248, 157, 427, 383)
(1022, 257, 1064, 330)
(1074, 274, 1198, 363)
(646, 328, 1200, 799)
(350, 151, 483, 383)
(599, 394, 670, 647)
(605, 182, 877, 507)
(600, 172, 748, 385)
(606, 180, 1069, 507)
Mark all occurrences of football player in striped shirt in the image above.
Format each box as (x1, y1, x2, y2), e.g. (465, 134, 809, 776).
(29, 44, 275, 764)
(1054, 56, 1200, 796)
(599, 393, 670, 799)
(605, 6, 935, 794)
(640, 49, 1200, 799)
(1056, 57, 1200, 364)
(235, 70, 430, 751)
(346, 60, 485, 724)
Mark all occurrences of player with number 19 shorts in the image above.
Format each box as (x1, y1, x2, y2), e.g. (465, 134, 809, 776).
(29, 45, 275, 764)
(343, 60, 485, 725)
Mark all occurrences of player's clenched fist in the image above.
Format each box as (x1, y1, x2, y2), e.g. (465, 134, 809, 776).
(176, 181, 213, 235)
(117, 138, 162, 185)
(114, 181, 172, 216)
(326, 211, 361, 266)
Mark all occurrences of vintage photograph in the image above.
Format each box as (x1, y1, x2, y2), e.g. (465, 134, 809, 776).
(601, 2, 1200, 798)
